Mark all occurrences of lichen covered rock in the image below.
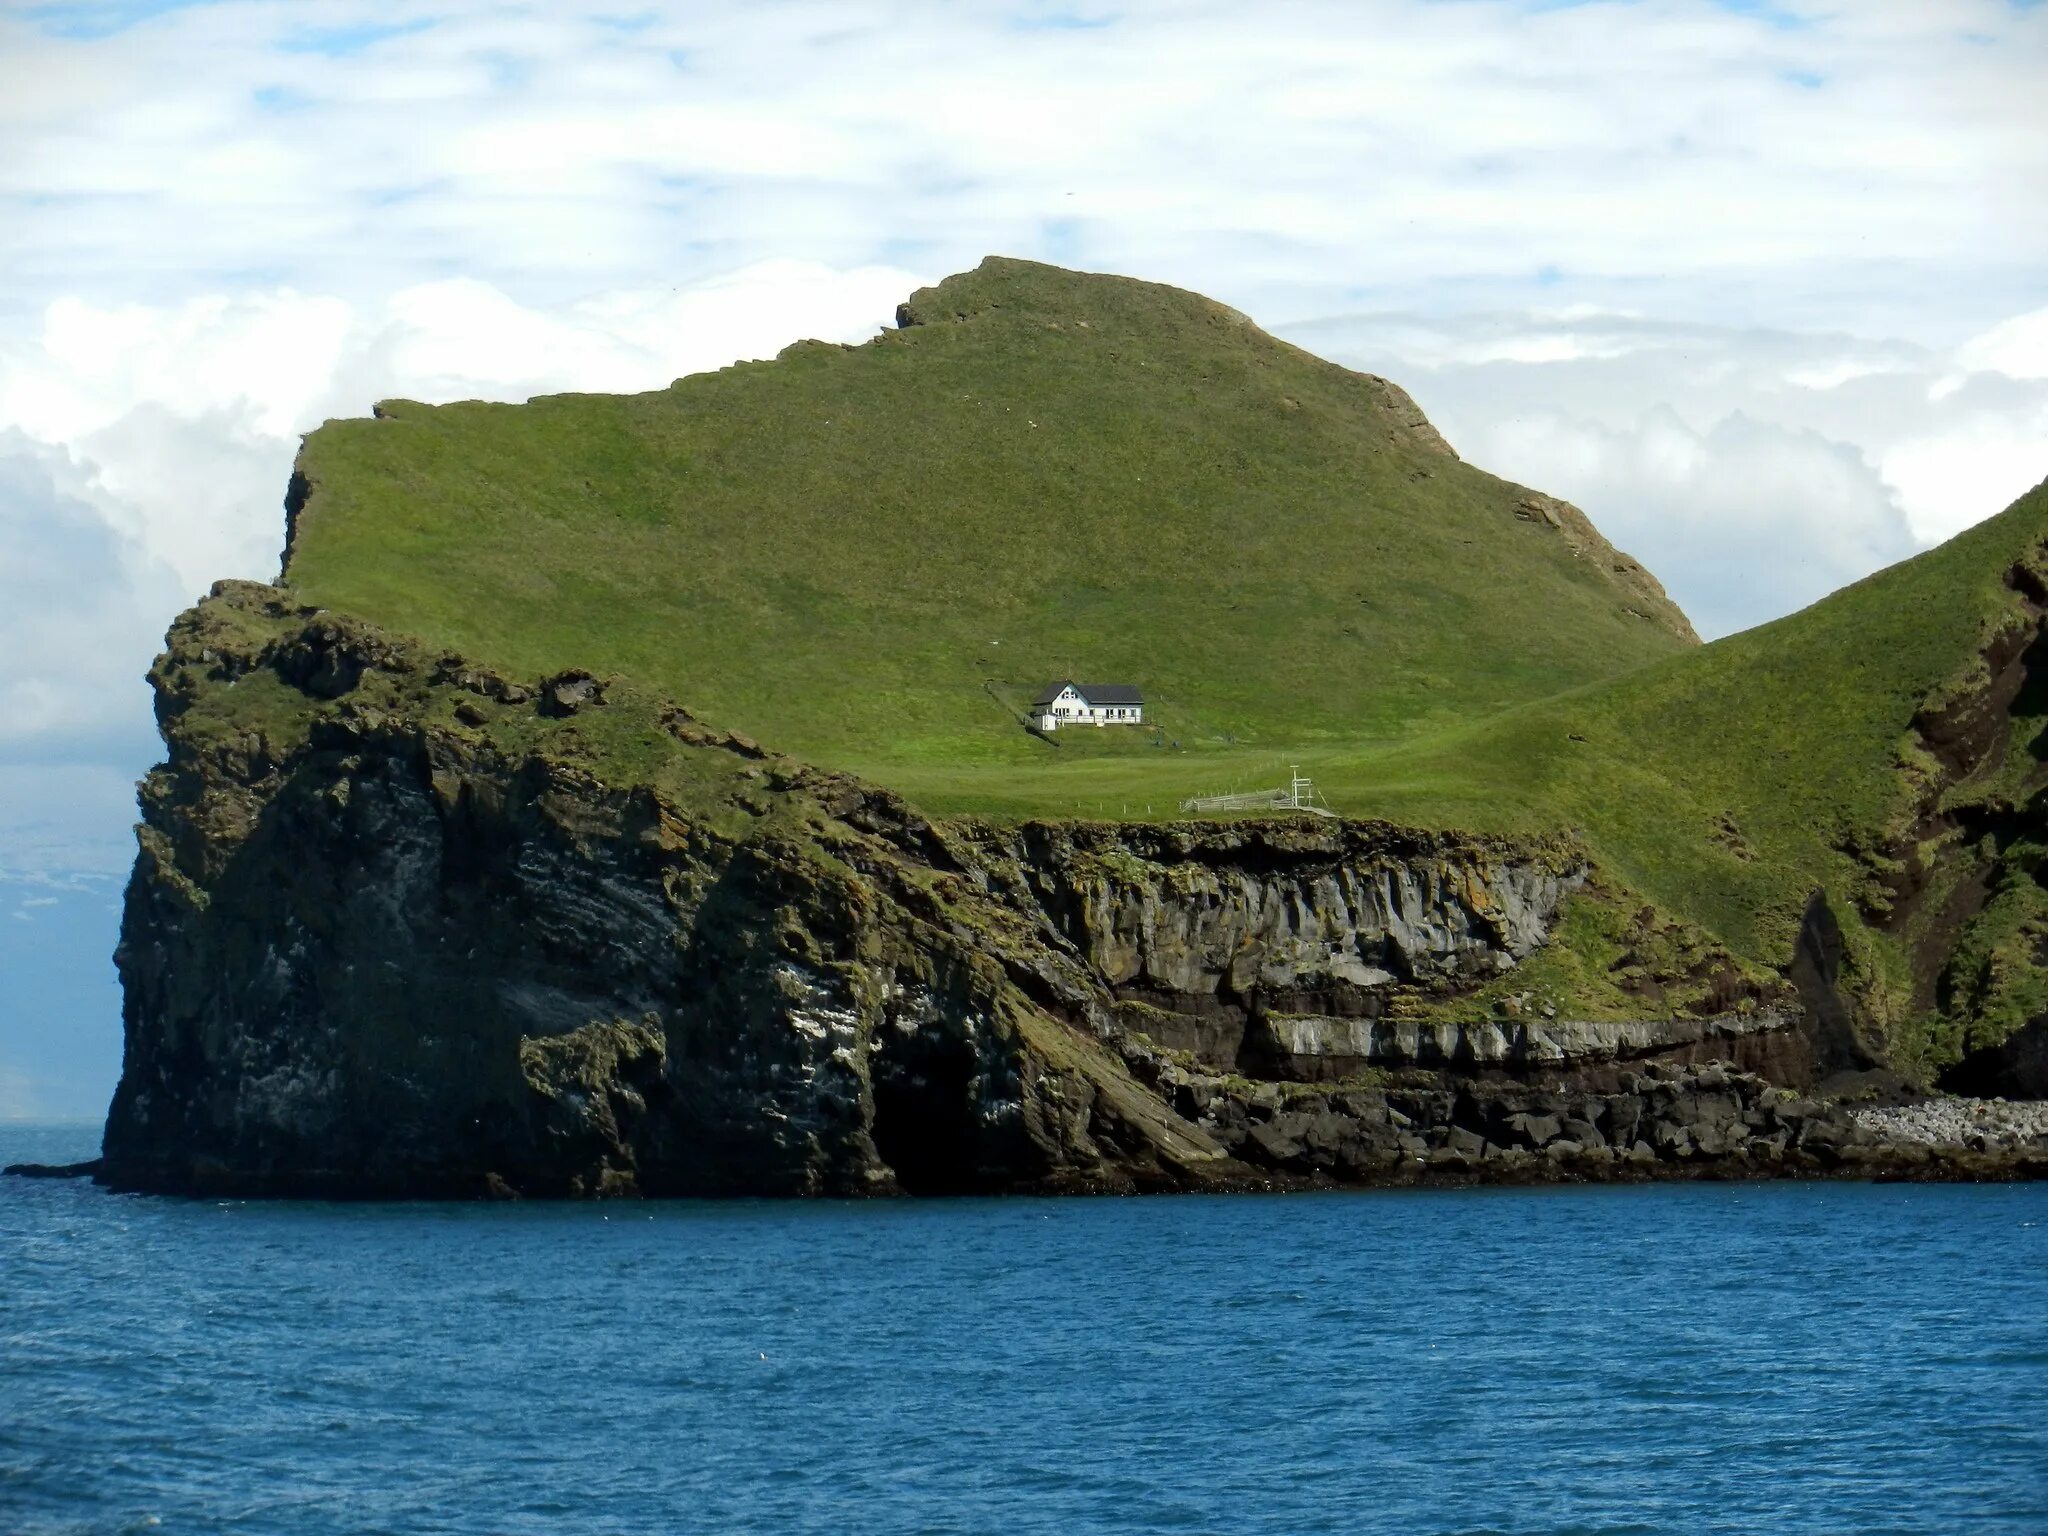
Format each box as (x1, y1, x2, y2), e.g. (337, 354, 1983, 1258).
(97, 583, 2013, 1199)
(105, 583, 1238, 1197)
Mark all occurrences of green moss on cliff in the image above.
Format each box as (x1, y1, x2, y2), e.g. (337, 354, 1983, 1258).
(1400, 891, 1783, 1027)
(1932, 857, 2048, 1062)
(210, 258, 2048, 1074)
(1339, 480, 2048, 1068)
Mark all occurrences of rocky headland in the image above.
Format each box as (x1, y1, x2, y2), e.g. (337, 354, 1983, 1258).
(14, 260, 2048, 1201)
(14, 581, 2039, 1200)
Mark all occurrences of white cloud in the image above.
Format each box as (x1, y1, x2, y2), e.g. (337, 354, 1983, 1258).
(0, 431, 188, 747)
(0, 259, 917, 602)
(1483, 406, 1916, 636)
(1, 0, 2046, 879)
(0, 0, 2042, 329)
(1882, 407, 2048, 547)
(352, 260, 914, 406)
(1285, 304, 2048, 635)
(1951, 307, 2048, 383)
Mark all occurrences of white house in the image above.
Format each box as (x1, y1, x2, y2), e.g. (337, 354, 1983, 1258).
(1028, 681, 1145, 731)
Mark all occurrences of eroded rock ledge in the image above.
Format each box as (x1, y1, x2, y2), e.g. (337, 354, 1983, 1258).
(1255, 1010, 1797, 1078)
(68, 582, 2045, 1200)
(1159, 1058, 2047, 1185)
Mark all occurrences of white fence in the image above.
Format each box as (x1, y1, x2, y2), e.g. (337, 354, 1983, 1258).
(1179, 769, 1336, 819)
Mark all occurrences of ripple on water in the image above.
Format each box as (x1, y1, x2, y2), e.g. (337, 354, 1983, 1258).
(3, 1128, 2047, 1534)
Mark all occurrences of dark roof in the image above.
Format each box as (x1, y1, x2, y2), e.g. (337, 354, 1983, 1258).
(1031, 680, 1144, 706)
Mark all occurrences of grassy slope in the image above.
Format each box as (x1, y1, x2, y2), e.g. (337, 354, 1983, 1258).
(285, 257, 1692, 814)
(1323, 480, 2048, 1059)
(276, 253, 2048, 1063)
(864, 479, 2048, 1061)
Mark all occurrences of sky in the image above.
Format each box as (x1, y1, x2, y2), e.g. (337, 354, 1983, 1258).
(1, 0, 2045, 1118)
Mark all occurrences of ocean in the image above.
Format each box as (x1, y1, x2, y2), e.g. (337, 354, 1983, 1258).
(4, 1121, 2045, 1535)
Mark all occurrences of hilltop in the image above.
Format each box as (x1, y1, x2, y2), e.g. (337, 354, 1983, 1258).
(72, 257, 2048, 1202)
(282, 256, 1693, 814)
(273, 257, 2048, 1079)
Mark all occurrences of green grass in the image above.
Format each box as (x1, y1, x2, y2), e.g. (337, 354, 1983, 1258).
(286, 256, 1694, 811)
(1371, 487, 2046, 910)
(1314, 480, 2048, 1062)
(273, 255, 2048, 1065)
(895, 479, 2048, 994)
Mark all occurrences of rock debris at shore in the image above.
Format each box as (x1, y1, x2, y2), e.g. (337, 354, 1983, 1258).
(1853, 1098, 2048, 1150)
(74, 582, 2048, 1199)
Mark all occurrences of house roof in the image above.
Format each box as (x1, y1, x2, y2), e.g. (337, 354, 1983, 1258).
(1031, 680, 1144, 706)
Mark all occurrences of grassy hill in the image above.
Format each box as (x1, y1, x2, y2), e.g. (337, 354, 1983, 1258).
(1314, 479, 2048, 1068)
(276, 254, 2048, 1075)
(284, 256, 1694, 810)
(861, 479, 2048, 1069)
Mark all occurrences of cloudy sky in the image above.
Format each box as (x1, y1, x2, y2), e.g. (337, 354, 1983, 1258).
(2, 0, 2045, 1117)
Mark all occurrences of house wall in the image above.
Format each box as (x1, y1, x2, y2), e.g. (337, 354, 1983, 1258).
(1030, 693, 1144, 731)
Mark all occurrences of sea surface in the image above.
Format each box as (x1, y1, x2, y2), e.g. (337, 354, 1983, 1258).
(4, 1122, 2046, 1536)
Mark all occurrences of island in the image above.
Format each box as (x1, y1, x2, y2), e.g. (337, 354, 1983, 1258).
(56, 258, 2048, 1197)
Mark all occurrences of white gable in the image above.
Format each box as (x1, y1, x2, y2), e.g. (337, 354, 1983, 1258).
(1028, 682, 1144, 732)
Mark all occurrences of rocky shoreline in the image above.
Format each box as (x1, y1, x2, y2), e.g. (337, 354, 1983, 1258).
(1851, 1097, 2048, 1154)
(40, 582, 2048, 1201)
(12, 1073, 2048, 1196)
(1111, 1056, 2048, 1192)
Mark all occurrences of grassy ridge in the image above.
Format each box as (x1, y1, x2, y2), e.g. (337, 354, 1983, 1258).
(966, 487, 2048, 1024)
(1367, 484, 2048, 931)
(277, 254, 2048, 1066)
(1338, 482, 2048, 1063)
(880, 479, 2048, 1067)
(285, 257, 1693, 800)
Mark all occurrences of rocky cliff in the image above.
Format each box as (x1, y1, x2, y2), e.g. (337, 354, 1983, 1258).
(23, 259, 2047, 1201)
(76, 582, 2043, 1199)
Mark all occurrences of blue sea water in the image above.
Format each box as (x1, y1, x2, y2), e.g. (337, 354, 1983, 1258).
(3, 1122, 2046, 1536)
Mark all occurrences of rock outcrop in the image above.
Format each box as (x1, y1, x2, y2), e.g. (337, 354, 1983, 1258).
(1137, 1055, 1992, 1183)
(1250, 1009, 1801, 1080)
(1508, 489, 1700, 644)
(101, 584, 1552, 1197)
(978, 820, 1579, 996)
(78, 583, 2044, 1200)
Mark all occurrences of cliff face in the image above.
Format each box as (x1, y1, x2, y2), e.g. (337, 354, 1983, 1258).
(108, 584, 1187, 1196)
(99, 583, 2030, 1199)
(982, 821, 1578, 996)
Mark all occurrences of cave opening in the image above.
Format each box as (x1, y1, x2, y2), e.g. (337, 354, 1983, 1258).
(870, 1029, 985, 1195)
